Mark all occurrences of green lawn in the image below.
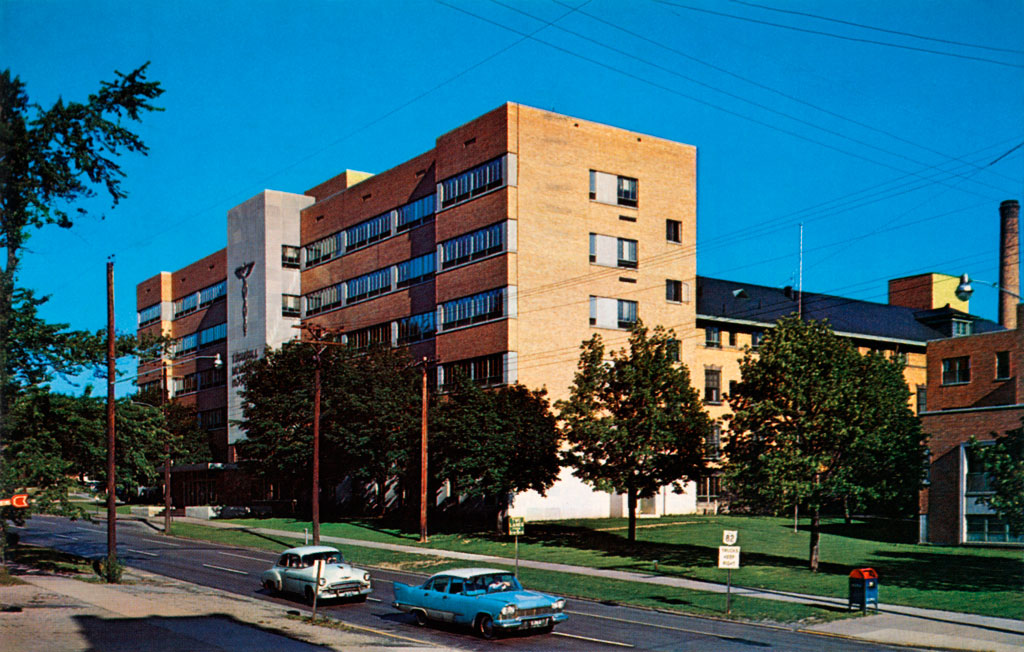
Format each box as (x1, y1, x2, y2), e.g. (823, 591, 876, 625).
(211, 514, 1024, 620)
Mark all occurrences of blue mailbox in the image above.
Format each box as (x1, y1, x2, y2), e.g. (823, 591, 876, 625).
(848, 568, 879, 612)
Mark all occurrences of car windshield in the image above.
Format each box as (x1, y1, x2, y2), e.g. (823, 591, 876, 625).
(305, 550, 342, 565)
(469, 573, 522, 593)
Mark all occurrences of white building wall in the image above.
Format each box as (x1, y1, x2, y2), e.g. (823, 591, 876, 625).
(509, 467, 700, 521)
(226, 190, 313, 445)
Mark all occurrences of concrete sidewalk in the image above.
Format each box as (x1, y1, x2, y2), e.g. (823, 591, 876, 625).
(0, 563, 439, 652)
(158, 514, 1024, 652)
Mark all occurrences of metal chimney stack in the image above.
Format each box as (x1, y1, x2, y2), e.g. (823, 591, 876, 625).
(998, 199, 1020, 330)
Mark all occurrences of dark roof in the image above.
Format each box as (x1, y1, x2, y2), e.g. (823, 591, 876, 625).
(696, 276, 1003, 344)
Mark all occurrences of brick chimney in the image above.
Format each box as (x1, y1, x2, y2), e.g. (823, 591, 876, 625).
(999, 200, 1020, 330)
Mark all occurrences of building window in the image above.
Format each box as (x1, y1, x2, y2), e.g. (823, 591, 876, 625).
(346, 267, 392, 304)
(138, 303, 161, 327)
(442, 353, 504, 390)
(617, 238, 638, 269)
(282, 294, 301, 317)
(396, 252, 435, 288)
(941, 356, 970, 385)
(198, 366, 226, 389)
(346, 211, 393, 252)
(304, 283, 342, 316)
(304, 232, 343, 267)
(172, 333, 198, 357)
(698, 476, 721, 501)
(704, 425, 722, 459)
(705, 326, 721, 348)
(172, 293, 198, 319)
(199, 322, 227, 348)
(617, 176, 638, 207)
(347, 322, 392, 350)
(439, 157, 505, 208)
(704, 369, 721, 404)
(396, 194, 435, 232)
(952, 319, 973, 337)
(199, 280, 227, 307)
(397, 311, 436, 345)
(728, 331, 737, 347)
(198, 408, 227, 431)
(282, 245, 301, 268)
(590, 170, 638, 207)
(617, 299, 637, 329)
(666, 279, 683, 303)
(173, 373, 198, 395)
(916, 384, 927, 413)
(666, 219, 682, 243)
(441, 222, 503, 269)
(667, 338, 680, 362)
(996, 351, 1010, 380)
(441, 287, 506, 330)
(751, 331, 764, 349)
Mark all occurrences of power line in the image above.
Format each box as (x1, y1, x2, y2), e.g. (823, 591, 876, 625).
(727, 0, 1024, 56)
(654, 0, 1024, 69)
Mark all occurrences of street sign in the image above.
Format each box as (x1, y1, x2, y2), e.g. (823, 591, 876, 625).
(509, 516, 525, 536)
(718, 545, 740, 569)
(723, 530, 738, 545)
(0, 494, 28, 508)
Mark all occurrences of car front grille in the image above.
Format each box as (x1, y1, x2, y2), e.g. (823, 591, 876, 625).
(516, 607, 554, 619)
(328, 581, 364, 592)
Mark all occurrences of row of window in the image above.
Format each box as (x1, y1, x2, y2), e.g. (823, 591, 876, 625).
(705, 327, 764, 349)
(138, 303, 161, 327)
(440, 157, 506, 209)
(590, 296, 637, 330)
(303, 194, 437, 268)
(198, 407, 227, 431)
(172, 366, 227, 396)
(304, 223, 510, 317)
(171, 280, 227, 320)
(171, 322, 227, 357)
(941, 351, 1011, 386)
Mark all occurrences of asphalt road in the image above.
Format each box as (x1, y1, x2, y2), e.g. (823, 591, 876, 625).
(15, 516, 916, 652)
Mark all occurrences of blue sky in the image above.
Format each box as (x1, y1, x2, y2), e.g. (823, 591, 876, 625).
(2, 0, 1022, 395)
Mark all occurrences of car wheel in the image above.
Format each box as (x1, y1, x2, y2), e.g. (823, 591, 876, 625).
(476, 614, 496, 640)
(263, 580, 277, 594)
(413, 610, 429, 627)
(352, 594, 368, 603)
(304, 586, 316, 605)
(540, 622, 555, 634)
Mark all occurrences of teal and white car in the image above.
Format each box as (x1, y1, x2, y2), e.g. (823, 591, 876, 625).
(261, 545, 372, 604)
(393, 568, 567, 639)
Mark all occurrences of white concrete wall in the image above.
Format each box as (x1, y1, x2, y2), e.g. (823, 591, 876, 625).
(509, 467, 700, 521)
(226, 190, 313, 445)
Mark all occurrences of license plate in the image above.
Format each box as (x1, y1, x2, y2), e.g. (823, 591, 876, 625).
(527, 618, 550, 628)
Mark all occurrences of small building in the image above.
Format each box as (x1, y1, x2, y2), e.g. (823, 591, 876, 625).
(919, 199, 1023, 545)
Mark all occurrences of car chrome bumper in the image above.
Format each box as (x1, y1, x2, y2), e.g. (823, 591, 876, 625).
(495, 612, 567, 630)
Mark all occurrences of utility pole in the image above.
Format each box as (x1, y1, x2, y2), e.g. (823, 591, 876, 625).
(162, 363, 171, 535)
(294, 323, 339, 546)
(105, 259, 117, 570)
(419, 357, 429, 543)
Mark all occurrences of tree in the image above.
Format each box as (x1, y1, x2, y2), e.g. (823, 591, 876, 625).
(433, 376, 561, 531)
(558, 323, 710, 541)
(725, 317, 926, 571)
(0, 65, 163, 554)
(969, 422, 1024, 536)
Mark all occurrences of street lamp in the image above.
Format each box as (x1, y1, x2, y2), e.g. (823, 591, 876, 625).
(955, 273, 1022, 302)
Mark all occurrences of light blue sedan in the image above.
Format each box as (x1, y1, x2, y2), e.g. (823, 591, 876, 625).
(393, 568, 567, 639)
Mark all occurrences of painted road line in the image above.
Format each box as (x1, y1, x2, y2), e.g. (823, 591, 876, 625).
(367, 597, 383, 603)
(126, 548, 158, 557)
(141, 538, 181, 547)
(53, 534, 74, 539)
(219, 551, 271, 562)
(202, 563, 249, 576)
(553, 632, 633, 647)
(567, 610, 751, 643)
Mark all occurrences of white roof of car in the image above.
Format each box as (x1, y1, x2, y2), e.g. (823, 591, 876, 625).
(432, 568, 509, 579)
(280, 545, 340, 556)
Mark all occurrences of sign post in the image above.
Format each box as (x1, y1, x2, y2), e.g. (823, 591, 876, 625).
(311, 559, 324, 621)
(718, 530, 740, 614)
(509, 517, 525, 577)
